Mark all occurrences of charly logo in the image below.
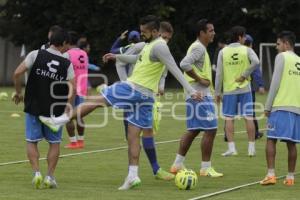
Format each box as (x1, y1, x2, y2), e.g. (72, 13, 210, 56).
(231, 53, 238, 61)
(47, 60, 59, 73)
(78, 55, 85, 64)
(295, 62, 300, 71)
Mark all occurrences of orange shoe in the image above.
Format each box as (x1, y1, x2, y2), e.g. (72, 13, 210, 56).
(283, 178, 294, 186)
(169, 165, 185, 174)
(77, 140, 84, 148)
(260, 176, 276, 185)
(64, 142, 80, 149)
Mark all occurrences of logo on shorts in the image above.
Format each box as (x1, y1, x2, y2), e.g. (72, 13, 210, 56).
(267, 123, 275, 131)
(206, 111, 215, 121)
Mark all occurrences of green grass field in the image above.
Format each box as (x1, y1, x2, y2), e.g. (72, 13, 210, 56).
(0, 87, 299, 200)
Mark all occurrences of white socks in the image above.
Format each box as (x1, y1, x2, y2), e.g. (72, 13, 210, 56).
(78, 136, 84, 141)
(248, 142, 255, 153)
(128, 165, 138, 178)
(34, 171, 41, 177)
(287, 172, 295, 180)
(69, 136, 77, 143)
(173, 154, 185, 166)
(228, 142, 236, 152)
(201, 161, 211, 170)
(267, 169, 275, 177)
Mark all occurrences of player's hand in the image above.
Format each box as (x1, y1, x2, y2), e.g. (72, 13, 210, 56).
(235, 76, 246, 83)
(258, 87, 266, 95)
(264, 111, 270, 117)
(102, 53, 116, 63)
(191, 91, 203, 101)
(12, 92, 23, 105)
(157, 89, 164, 96)
(215, 95, 222, 104)
(120, 30, 129, 40)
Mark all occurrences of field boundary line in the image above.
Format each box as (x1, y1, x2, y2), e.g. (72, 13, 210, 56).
(188, 173, 299, 200)
(0, 129, 266, 167)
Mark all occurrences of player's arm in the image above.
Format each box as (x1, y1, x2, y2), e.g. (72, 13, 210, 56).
(158, 68, 168, 95)
(215, 50, 224, 104)
(180, 45, 210, 87)
(236, 48, 259, 82)
(265, 53, 284, 117)
(12, 61, 27, 104)
(151, 42, 203, 100)
(12, 50, 38, 104)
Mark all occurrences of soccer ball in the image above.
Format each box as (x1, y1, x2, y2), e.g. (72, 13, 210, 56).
(175, 169, 198, 190)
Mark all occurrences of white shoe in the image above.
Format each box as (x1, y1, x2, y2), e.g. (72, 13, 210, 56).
(39, 113, 69, 132)
(118, 176, 141, 190)
(221, 149, 238, 157)
(43, 176, 57, 189)
(248, 150, 256, 157)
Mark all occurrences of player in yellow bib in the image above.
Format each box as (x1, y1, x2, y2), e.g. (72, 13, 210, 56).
(215, 26, 259, 157)
(260, 31, 300, 186)
(169, 19, 223, 178)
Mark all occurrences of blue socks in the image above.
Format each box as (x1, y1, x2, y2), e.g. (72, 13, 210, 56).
(142, 137, 160, 174)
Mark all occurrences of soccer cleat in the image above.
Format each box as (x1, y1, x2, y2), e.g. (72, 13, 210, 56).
(155, 168, 175, 180)
(118, 176, 141, 190)
(43, 176, 57, 189)
(39, 113, 70, 131)
(221, 150, 238, 157)
(199, 167, 223, 177)
(77, 140, 85, 148)
(64, 142, 80, 149)
(169, 164, 186, 174)
(260, 176, 276, 185)
(283, 178, 294, 186)
(39, 116, 62, 132)
(32, 174, 43, 189)
(248, 150, 256, 157)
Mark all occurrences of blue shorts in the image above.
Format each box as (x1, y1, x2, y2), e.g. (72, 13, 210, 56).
(25, 113, 62, 143)
(267, 111, 300, 143)
(74, 95, 84, 107)
(101, 82, 154, 128)
(186, 96, 218, 131)
(222, 92, 253, 117)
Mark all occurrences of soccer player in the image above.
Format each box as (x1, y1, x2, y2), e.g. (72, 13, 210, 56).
(114, 21, 174, 180)
(64, 31, 89, 149)
(223, 34, 265, 141)
(260, 31, 299, 186)
(39, 15, 203, 190)
(41, 25, 62, 49)
(215, 26, 259, 156)
(116, 21, 173, 139)
(12, 28, 75, 189)
(170, 19, 223, 177)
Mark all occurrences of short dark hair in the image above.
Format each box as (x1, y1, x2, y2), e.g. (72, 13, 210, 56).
(68, 31, 79, 45)
(277, 31, 296, 47)
(140, 15, 160, 31)
(78, 40, 89, 50)
(160, 21, 173, 34)
(49, 25, 62, 33)
(229, 26, 246, 43)
(195, 19, 212, 36)
(49, 28, 69, 47)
